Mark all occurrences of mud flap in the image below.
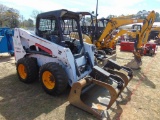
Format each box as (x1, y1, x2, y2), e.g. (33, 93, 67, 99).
(69, 66, 126, 119)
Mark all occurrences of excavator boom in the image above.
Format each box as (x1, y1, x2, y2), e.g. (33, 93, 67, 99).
(98, 18, 143, 43)
(136, 11, 156, 49)
(96, 17, 143, 50)
(126, 10, 156, 69)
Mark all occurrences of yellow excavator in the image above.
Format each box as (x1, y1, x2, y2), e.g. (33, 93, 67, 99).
(107, 29, 132, 45)
(95, 17, 144, 54)
(100, 24, 144, 52)
(71, 12, 144, 55)
(109, 17, 158, 51)
(109, 24, 142, 45)
(126, 10, 156, 69)
(116, 23, 160, 43)
(121, 24, 142, 42)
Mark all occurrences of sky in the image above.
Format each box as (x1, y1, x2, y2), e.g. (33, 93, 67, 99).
(0, 0, 160, 20)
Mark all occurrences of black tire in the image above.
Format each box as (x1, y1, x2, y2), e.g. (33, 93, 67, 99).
(16, 57, 38, 83)
(39, 62, 68, 95)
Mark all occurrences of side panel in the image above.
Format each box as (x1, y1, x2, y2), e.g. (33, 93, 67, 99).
(83, 42, 95, 66)
(65, 50, 78, 85)
(13, 28, 26, 61)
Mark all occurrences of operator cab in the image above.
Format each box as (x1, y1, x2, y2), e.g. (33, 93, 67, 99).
(132, 24, 142, 32)
(77, 12, 94, 36)
(36, 9, 84, 55)
(77, 12, 109, 41)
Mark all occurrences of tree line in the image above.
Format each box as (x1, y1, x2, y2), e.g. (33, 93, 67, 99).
(0, 4, 40, 29)
(1, 3, 160, 29)
(107, 10, 160, 22)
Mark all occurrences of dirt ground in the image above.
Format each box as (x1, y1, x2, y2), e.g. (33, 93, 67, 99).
(0, 45, 160, 120)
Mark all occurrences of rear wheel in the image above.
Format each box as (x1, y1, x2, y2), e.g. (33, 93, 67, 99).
(39, 62, 68, 95)
(16, 57, 38, 83)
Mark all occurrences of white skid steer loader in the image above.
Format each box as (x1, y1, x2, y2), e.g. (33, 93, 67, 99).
(13, 9, 133, 119)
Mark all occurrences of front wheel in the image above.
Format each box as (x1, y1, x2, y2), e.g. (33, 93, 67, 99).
(39, 62, 68, 95)
(16, 57, 38, 83)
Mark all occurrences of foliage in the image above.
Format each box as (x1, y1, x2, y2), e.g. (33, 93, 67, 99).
(0, 4, 34, 28)
(0, 4, 20, 28)
(106, 10, 160, 22)
(1, 3, 160, 29)
(31, 10, 42, 21)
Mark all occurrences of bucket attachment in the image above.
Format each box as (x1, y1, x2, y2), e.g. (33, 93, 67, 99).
(95, 54, 133, 83)
(103, 59, 133, 81)
(126, 51, 142, 69)
(69, 66, 128, 119)
(126, 59, 142, 69)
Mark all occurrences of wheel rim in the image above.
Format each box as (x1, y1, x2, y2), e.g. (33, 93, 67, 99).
(18, 64, 27, 79)
(42, 71, 55, 89)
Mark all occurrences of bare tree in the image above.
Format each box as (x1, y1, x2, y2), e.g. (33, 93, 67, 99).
(0, 4, 8, 26)
(0, 4, 20, 27)
(31, 10, 42, 20)
(0, 4, 7, 13)
(5, 8, 20, 27)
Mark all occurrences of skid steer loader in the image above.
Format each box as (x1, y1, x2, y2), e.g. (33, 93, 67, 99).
(13, 9, 133, 119)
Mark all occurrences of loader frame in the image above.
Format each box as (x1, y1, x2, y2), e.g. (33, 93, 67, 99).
(13, 9, 133, 119)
